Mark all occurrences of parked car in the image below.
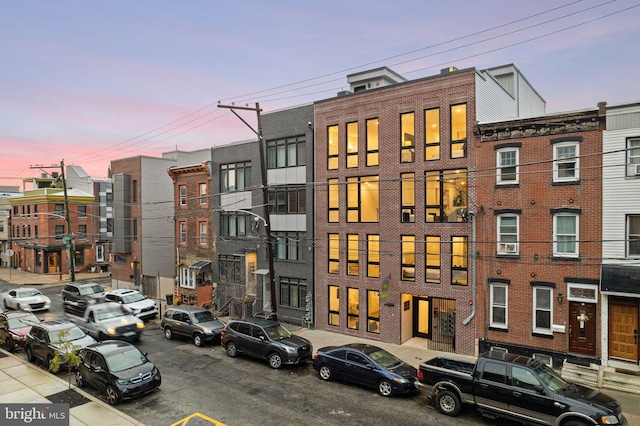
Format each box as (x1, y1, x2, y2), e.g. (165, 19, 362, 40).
(75, 340, 161, 405)
(105, 289, 158, 321)
(2, 287, 51, 312)
(25, 320, 97, 369)
(0, 311, 41, 352)
(221, 318, 312, 369)
(161, 305, 225, 347)
(62, 282, 106, 307)
(312, 343, 418, 397)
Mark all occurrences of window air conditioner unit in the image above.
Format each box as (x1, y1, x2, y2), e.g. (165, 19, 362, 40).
(505, 243, 518, 253)
(635, 164, 640, 176)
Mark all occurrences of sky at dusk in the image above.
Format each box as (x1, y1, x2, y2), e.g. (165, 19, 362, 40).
(1, 0, 639, 188)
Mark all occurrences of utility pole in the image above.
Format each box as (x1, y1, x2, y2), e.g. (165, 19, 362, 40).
(218, 102, 277, 320)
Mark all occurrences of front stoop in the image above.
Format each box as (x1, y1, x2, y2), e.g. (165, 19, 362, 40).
(561, 360, 640, 395)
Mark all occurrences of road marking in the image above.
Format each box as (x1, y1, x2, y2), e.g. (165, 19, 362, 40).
(170, 412, 227, 426)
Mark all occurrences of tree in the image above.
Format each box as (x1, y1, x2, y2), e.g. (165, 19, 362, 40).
(49, 329, 83, 401)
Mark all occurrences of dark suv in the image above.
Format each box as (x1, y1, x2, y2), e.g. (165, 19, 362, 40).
(221, 318, 312, 369)
(25, 320, 96, 369)
(161, 306, 226, 347)
(62, 282, 106, 308)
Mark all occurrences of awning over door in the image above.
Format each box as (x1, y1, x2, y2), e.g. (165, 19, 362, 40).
(253, 269, 269, 275)
(189, 260, 212, 271)
(601, 264, 640, 294)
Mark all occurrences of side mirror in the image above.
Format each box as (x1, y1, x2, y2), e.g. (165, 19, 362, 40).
(534, 385, 545, 394)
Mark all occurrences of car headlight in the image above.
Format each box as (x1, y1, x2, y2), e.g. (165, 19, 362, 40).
(136, 322, 145, 329)
(284, 346, 297, 354)
(106, 328, 117, 335)
(116, 378, 129, 385)
(601, 415, 621, 425)
(393, 377, 410, 384)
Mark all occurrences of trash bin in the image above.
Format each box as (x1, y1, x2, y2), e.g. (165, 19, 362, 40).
(165, 294, 174, 305)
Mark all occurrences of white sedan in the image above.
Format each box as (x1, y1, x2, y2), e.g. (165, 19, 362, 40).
(2, 287, 51, 312)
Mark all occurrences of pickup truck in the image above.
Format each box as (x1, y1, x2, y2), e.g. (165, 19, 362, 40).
(417, 351, 626, 426)
(64, 302, 144, 342)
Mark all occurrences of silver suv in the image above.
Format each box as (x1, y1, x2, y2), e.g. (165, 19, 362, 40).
(161, 306, 225, 347)
(221, 318, 313, 369)
(62, 282, 106, 307)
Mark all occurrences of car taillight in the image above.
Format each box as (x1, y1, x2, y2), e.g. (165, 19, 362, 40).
(313, 353, 319, 359)
(220, 329, 226, 336)
(417, 370, 423, 380)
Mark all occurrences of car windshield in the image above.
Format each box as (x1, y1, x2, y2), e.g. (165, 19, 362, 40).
(80, 285, 104, 296)
(18, 289, 41, 297)
(534, 363, 570, 392)
(49, 326, 86, 343)
(368, 348, 403, 369)
(104, 347, 147, 372)
(94, 308, 126, 321)
(8, 314, 40, 328)
(121, 293, 146, 304)
(193, 311, 216, 323)
(263, 324, 292, 340)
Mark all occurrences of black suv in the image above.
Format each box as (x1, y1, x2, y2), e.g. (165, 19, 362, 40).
(25, 320, 96, 369)
(221, 318, 312, 369)
(62, 282, 106, 308)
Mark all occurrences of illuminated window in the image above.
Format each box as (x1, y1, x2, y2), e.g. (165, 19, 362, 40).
(425, 169, 467, 223)
(347, 288, 359, 330)
(450, 104, 467, 158)
(367, 290, 380, 334)
(425, 108, 440, 161)
(347, 122, 358, 168)
(451, 236, 468, 285)
(401, 172, 415, 223)
(347, 234, 359, 276)
(328, 125, 339, 170)
(367, 235, 380, 278)
(425, 236, 440, 283)
(329, 285, 340, 326)
(366, 118, 379, 166)
(347, 176, 379, 223)
(400, 112, 415, 163)
(401, 235, 415, 282)
(328, 233, 339, 274)
(328, 179, 339, 223)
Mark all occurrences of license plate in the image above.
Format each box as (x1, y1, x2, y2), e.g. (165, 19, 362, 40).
(124, 331, 136, 337)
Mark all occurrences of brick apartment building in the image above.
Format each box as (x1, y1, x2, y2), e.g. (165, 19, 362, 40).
(313, 65, 545, 355)
(474, 104, 606, 367)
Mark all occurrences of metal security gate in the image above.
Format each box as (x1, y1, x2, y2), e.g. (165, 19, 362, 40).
(413, 296, 456, 353)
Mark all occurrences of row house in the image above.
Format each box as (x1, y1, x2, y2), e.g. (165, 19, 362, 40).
(601, 101, 640, 369)
(474, 104, 606, 368)
(0, 186, 20, 268)
(313, 65, 545, 354)
(167, 161, 213, 307)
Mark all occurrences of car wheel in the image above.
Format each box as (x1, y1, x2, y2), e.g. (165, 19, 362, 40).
(268, 352, 283, 369)
(2, 300, 6, 310)
(105, 385, 119, 405)
(25, 346, 34, 362)
(318, 365, 332, 381)
(75, 370, 85, 388)
(378, 379, 394, 397)
(193, 333, 204, 347)
(226, 342, 237, 358)
(5, 337, 13, 352)
(435, 389, 461, 416)
(164, 327, 172, 340)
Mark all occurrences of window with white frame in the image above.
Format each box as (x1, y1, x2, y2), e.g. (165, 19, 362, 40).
(553, 142, 579, 182)
(628, 138, 640, 176)
(490, 283, 508, 328)
(179, 185, 187, 206)
(199, 221, 207, 245)
(628, 215, 640, 256)
(533, 286, 552, 334)
(179, 267, 196, 289)
(179, 221, 187, 244)
(497, 147, 519, 184)
(553, 214, 578, 257)
(199, 183, 207, 205)
(497, 214, 519, 254)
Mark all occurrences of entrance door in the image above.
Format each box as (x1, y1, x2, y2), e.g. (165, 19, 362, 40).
(569, 302, 596, 356)
(609, 300, 639, 362)
(412, 297, 431, 339)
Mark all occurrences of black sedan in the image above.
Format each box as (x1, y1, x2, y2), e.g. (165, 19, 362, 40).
(312, 343, 418, 396)
(75, 340, 161, 405)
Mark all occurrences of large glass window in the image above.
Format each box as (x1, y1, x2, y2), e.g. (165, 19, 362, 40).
(280, 278, 306, 308)
(450, 104, 467, 158)
(366, 118, 379, 166)
(401, 173, 415, 223)
(425, 108, 440, 161)
(425, 169, 467, 223)
(628, 137, 640, 176)
(347, 234, 359, 276)
(451, 236, 468, 286)
(367, 234, 380, 278)
(497, 215, 519, 255)
(533, 287, 552, 334)
(401, 235, 415, 282)
(220, 213, 252, 237)
(400, 112, 415, 163)
(328, 179, 339, 223)
(490, 284, 508, 329)
(347, 176, 379, 223)
(553, 142, 579, 182)
(628, 215, 640, 256)
(329, 285, 340, 326)
(497, 148, 519, 184)
(328, 233, 339, 274)
(267, 186, 306, 214)
(346, 122, 358, 168)
(267, 135, 306, 169)
(553, 214, 578, 257)
(328, 125, 339, 170)
(425, 236, 440, 284)
(221, 162, 251, 192)
(367, 290, 380, 334)
(274, 232, 306, 261)
(347, 288, 359, 330)
(219, 255, 241, 284)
